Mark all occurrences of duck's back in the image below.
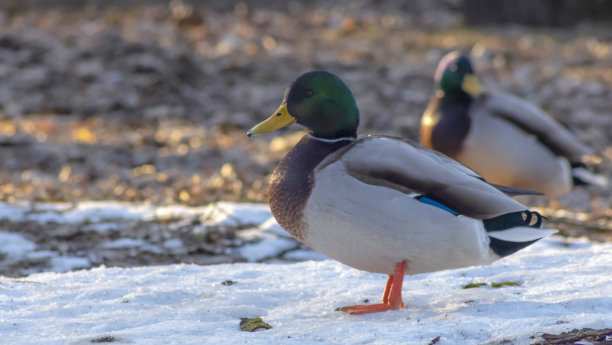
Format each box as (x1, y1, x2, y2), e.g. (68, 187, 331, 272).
(458, 101, 572, 197)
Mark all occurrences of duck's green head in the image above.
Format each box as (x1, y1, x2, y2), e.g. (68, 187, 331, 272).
(247, 71, 359, 140)
(435, 52, 482, 97)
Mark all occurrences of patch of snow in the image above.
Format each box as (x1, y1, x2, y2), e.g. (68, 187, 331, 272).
(0, 238, 610, 345)
(282, 249, 329, 261)
(25, 251, 57, 263)
(0, 231, 37, 262)
(202, 202, 272, 226)
(50, 201, 155, 224)
(24, 211, 69, 224)
(98, 238, 162, 254)
(236, 228, 264, 241)
(141, 244, 164, 255)
(30, 203, 73, 212)
(154, 205, 207, 220)
(163, 238, 184, 250)
(82, 222, 120, 233)
(48, 256, 91, 273)
(1, 201, 276, 230)
(237, 218, 293, 244)
(0, 201, 157, 224)
(24, 202, 155, 224)
(238, 237, 299, 262)
(101, 238, 149, 249)
(257, 217, 292, 238)
(0, 202, 26, 222)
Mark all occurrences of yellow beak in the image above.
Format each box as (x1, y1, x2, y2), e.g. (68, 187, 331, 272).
(461, 75, 483, 96)
(247, 103, 296, 137)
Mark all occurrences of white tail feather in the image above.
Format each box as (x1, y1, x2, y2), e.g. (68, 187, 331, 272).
(488, 227, 557, 242)
(572, 167, 609, 187)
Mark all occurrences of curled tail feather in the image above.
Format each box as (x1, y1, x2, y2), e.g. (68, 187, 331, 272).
(484, 211, 557, 257)
(571, 162, 608, 188)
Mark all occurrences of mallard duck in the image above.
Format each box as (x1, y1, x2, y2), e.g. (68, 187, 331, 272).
(420, 51, 607, 198)
(248, 71, 556, 315)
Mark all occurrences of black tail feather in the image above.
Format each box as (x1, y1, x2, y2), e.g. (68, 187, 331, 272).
(483, 211, 543, 232)
(488, 237, 538, 257)
(484, 210, 546, 257)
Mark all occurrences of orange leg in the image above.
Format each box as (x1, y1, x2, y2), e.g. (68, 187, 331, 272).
(382, 275, 393, 304)
(337, 261, 406, 315)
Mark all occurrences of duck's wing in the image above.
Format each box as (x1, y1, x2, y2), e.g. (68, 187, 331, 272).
(483, 92, 594, 162)
(323, 136, 528, 219)
(487, 183, 543, 197)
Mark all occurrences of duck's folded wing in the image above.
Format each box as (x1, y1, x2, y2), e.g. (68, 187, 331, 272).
(483, 92, 594, 161)
(332, 136, 527, 219)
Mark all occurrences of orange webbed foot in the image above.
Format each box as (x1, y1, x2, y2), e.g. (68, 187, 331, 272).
(337, 302, 403, 315)
(337, 261, 407, 315)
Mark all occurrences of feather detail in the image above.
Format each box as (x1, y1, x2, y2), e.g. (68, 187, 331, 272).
(341, 136, 527, 219)
(488, 183, 544, 196)
(415, 195, 459, 216)
(487, 227, 557, 242)
(572, 166, 609, 187)
(483, 210, 556, 257)
(485, 92, 594, 161)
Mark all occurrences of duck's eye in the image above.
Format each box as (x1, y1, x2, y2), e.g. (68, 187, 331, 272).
(450, 64, 458, 72)
(304, 90, 314, 98)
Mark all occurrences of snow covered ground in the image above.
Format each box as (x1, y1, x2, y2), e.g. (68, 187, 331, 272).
(0, 201, 315, 276)
(1, 202, 611, 344)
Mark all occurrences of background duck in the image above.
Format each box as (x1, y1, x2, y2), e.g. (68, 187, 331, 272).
(420, 51, 608, 199)
(248, 70, 556, 315)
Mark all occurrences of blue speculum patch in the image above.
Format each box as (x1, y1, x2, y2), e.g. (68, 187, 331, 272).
(416, 196, 459, 216)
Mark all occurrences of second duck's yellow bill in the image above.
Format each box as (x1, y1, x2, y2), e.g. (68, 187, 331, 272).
(461, 75, 483, 96)
(247, 103, 296, 136)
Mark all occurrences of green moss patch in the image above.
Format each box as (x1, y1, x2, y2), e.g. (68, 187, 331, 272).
(462, 282, 487, 289)
(462, 281, 521, 289)
(239, 317, 272, 332)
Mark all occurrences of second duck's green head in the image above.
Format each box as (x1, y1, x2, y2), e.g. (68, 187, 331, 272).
(435, 52, 483, 97)
(248, 71, 359, 140)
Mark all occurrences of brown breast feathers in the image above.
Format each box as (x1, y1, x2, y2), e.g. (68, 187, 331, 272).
(268, 135, 353, 242)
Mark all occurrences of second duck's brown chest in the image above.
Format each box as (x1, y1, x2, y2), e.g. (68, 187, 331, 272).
(424, 94, 474, 158)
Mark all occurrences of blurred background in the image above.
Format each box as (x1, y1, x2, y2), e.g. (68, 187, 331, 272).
(0, 0, 611, 275)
